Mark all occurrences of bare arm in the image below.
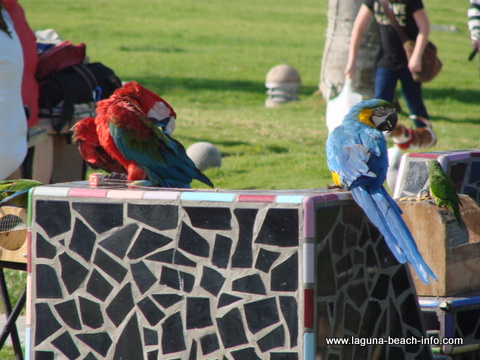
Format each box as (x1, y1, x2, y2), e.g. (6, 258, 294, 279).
(410, 8, 430, 74)
(345, 5, 373, 79)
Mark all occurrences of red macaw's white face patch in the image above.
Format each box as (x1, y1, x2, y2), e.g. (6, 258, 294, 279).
(147, 102, 176, 135)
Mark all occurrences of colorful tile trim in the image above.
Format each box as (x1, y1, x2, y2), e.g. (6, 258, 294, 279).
(237, 194, 276, 203)
(303, 333, 315, 360)
(142, 191, 180, 200)
(302, 243, 315, 284)
(276, 195, 305, 204)
(107, 189, 145, 199)
(303, 288, 314, 329)
(69, 188, 109, 198)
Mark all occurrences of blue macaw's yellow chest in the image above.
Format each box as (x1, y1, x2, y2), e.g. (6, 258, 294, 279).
(26, 180, 432, 359)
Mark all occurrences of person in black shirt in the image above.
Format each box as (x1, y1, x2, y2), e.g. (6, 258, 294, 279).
(345, 0, 436, 150)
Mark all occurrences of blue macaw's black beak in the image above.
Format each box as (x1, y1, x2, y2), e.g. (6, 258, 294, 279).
(377, 111, 398, 133)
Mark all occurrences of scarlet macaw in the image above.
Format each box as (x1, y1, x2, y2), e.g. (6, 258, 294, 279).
(326, 99, 436, 284)
(72, 81, 213, 188)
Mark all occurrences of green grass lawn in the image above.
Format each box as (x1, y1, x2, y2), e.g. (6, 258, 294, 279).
(3, 0, 480, 357)
(0, 346, 19, 360)
(19, 0, 480, 191)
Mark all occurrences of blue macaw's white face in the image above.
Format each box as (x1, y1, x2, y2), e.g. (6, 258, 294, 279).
(147, 102, 176, 135)
(371, 106, 397, 133)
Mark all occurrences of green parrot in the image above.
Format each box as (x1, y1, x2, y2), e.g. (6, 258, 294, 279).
(427, 160, 464, 226)
(0, 179, 42, 208)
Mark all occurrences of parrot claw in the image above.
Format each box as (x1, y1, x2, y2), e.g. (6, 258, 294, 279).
(327, 184, 344, 190)
(128, 180, 154, 187)
(398, 196, 417, 202)
(105, 172, 128, 180)
(416, 189, 431, 201)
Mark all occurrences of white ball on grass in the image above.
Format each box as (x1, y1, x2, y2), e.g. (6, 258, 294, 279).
(186, 142, 222, 172)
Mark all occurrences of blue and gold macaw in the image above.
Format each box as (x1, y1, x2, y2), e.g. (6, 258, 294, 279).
(326, 99, 437, 284)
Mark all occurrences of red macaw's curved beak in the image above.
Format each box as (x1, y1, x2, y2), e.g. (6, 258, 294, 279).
(377, 111, 398, 133)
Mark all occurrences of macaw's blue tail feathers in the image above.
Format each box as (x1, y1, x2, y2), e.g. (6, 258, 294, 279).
(350, 186, 437, 284)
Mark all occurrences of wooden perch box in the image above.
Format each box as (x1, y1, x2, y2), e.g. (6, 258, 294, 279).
(398, 194, 480, 296)
(0, 206, 28, 264)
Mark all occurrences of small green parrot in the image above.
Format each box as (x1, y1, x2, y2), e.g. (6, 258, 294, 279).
(0, 179, 42, 208)
(427, 160, 464, 226)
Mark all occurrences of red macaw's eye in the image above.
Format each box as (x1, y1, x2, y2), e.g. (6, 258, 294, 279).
(376, 111, 398, 133)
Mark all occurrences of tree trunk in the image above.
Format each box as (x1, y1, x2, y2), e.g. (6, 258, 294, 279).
(319, 0, 379, 100)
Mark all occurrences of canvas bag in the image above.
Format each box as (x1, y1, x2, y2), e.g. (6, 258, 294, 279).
(402, 40, 442, 82)
(326, 78, 362, 132)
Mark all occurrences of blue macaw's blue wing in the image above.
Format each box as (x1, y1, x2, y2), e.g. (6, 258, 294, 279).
(326, 119, 387, 189)
(351, 186, 437, 284)
(326, 111, 436, 285)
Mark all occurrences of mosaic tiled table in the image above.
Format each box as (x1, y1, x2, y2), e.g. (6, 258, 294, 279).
(26, 182, 433, 360)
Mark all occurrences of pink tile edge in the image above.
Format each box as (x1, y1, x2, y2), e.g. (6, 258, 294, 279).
(69, 188, 108, 198)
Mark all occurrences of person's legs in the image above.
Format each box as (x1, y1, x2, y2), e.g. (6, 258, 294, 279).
(389, 68, 436, 149)
(374, 67, 410, 142)
(399, 67, 429, 120)
(374, 66, 398, 102)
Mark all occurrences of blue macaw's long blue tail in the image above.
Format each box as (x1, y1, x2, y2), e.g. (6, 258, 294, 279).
(350, 186, 437, 284)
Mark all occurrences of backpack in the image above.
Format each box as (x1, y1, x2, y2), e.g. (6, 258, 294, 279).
(36, 40, 86, 81)
(38, 62, 122, 133)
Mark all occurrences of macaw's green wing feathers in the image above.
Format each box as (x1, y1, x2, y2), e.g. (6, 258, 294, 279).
(428, 160, 464, 226)
(109, 111, 213, 188)
(75, 81, 213, 188)
(0, 179, 42, 207)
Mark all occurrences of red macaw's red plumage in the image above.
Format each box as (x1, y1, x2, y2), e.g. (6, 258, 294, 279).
(72, 81, 213, 188)
(71, 116, 125, 174)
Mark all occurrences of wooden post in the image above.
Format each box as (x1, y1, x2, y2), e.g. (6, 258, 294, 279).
(398, 195, 480, 296)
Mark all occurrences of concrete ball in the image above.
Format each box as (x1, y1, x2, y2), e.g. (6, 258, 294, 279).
(186, 142, 222, 172)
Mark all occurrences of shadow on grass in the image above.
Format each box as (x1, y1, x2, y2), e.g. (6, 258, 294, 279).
(424, 87, 480, 105)
(133, 75, 265, 94)
(131, 75, 318, 97)
(394, 87, 480, 124)
(179, 137, 289, 157)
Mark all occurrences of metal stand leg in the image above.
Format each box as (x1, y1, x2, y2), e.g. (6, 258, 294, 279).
(0, 266, 25, 360)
